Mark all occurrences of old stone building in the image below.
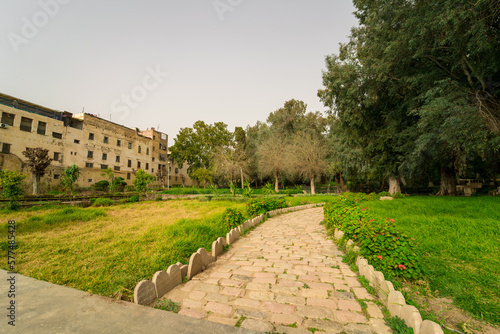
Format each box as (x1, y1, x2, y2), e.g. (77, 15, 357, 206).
(0, 92, 194, 191)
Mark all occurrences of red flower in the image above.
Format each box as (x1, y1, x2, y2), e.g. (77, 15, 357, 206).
(398, 264, 406, 270)
(389, 218, 395, 222)
(361, 208, 365, 211)
(377, 255, 382, 260)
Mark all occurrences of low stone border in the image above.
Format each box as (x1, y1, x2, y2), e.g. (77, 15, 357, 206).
(334, 229, 443, 334)
(133, 203, 324, 306)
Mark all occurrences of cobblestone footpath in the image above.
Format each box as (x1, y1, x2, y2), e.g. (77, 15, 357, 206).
(163, 208, 392, 334)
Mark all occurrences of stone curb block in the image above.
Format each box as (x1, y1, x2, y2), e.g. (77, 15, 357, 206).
(339, 228, 443, 334)
(133, 203, 325, 305)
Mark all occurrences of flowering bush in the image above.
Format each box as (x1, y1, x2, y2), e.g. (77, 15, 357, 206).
(324, 193, 421, 280)
(246, 197, 287, 216)
(221, 208, 244, 230)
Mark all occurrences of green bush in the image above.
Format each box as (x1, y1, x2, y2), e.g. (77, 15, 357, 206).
(92, 180, 109, 192)
(323, 193, 421, 280)
(128, 195, 139, 203)
(392, 192, 405, 199)
(92, 198, 114, 207)
(378, 191, 391, 197)
(246, 197, 287, 216)
(221, 208, 244, 230)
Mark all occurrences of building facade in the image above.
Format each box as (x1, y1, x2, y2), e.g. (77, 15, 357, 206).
(0, 92, 194, 191)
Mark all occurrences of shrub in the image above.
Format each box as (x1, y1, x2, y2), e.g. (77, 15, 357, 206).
(92, 180, 109, 192)
(246, 197, 287, 216)
(133, 169, 154, 192)
(378, 191, 391, 197)
(221, 208, 244, 230)
(392, 192, 405, 199)
(128, 195, 139, 203)
(111, 177, 127, 192)
(92, 198, 114, 207)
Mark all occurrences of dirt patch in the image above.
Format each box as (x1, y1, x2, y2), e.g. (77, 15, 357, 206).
(409, 291, 499, 334)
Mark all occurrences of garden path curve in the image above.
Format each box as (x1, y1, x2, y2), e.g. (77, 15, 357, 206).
(162, 207, 391, 334)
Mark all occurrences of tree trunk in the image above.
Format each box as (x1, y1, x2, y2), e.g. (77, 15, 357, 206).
(340, 173, 346, 192)
(274, 171, 279, 193)
(240, 167, 244, 189)
(388, 176, 401, 195)
(436, 166, 458, 196)
(334, 174, 340, 193)
(33, 175, 40, 195)
(310, 177, 316, 195)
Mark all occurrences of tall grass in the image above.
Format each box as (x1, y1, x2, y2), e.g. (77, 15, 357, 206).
(363, 196, 500, 324)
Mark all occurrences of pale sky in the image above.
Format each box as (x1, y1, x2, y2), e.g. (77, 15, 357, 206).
(0, 0, 357, 142)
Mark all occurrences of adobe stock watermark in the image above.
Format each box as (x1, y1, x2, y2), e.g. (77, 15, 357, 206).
(110, 65, 169, 120)
(7, 0, 71, 54)
(213, 0, 243, 21)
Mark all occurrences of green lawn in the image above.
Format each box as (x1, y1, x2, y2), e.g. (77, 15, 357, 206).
(0, 195, 331, 301)
(363, 196, 500, 324)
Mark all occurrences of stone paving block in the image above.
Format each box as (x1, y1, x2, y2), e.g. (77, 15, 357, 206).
(182, 299, 204, 309)
(246, 282, 270, 291)
(272, 285, 300, 295)
(338, 300, 362, 312)
(247, 290, 274, 301)
(296, 305, 335, 319)
(205, 293, 229, 303)
(275, 294, 306, 306)
(307, 297, 338, 309)
(308, 282, 334, 290)
(298, 274, 320, 282)
(301, 288, 329, 299)
(352, 287, 374, 300)
(335, 310, 368, 324)
(219, 279, 244, 287)
(204, 301, 233, 316)
(271, 313, 303, 326)
(206, 314, 239, 327)
(195, 282, 220, 293)
(369, 318, 392, 334)
(279, 273, 300, 280)
(334, 283, 350, 291)
(188, 290, 206, 300)
(133, 280, 157, 305)
(235, 308, 268, 320)
(234, 298, 261, 309)
(262, 301, 296, 314)
(365, 302, 384, 318)
(343, 323, 375, 334)
(303, 318, 343, 332)
(254, 272, 276, 278)
(179, 279, 199, 292)
(278, 280, 304, 287)
(221, 286, 243, 297)
(241, 266, 263, 272)
(232, 274, 253, 282)
(210, 272, 232, 279)
(275, 325, 312, 334)
(241, 319, 273, 332)
(178, 308, 206, 319)
(252, 277, 276, 284)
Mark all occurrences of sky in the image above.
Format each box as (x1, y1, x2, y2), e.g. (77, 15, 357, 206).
(0, 0, 358, 143)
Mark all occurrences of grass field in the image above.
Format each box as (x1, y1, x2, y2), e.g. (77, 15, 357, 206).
(362, 196, 500, 324)
(0, 195, 332, 301)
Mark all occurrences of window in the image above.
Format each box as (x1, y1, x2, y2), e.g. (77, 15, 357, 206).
(137, 161, 141, 168)
(127, 173, 131, 180)
(113, 166, 120, 171)
(128, 142, 132, 149)
(175, 176, 178, 181)
(88, 179, 93, 183)
(74, 139, 80, 144)
(89, 133, 94, 140)
(87, 151, 94, 158)
(152, 157, 155, 162)
(146, 147, 149, 155)
(138, 146, 141, 153)
(101, 164, 108, 169)
(2, 143, 11, 154)
(116, 156, 120, 163)
(152, 168, 154, 173)
(128, 160, 132, 167)
(159, 154, 166, 162)
(102, 153, 107, 160)
(169, 166, 171, 172)
(145, 163, 149, 170)
(103, 136, 109, 144)
(53, 152, 60, 161)
(1, 112, 15, 126)
(37, 121, 46, 135)
(54, 174, 60, 180)
(52, 132, 62, 139)
(153, 147, 155, 152)
(175, 168, 179, 173)
(116, 139, 121, 147)
(20, 117, 32, 132)
(85, 162, 93, 168)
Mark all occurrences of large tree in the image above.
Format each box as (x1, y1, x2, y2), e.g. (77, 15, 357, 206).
(256, 131, 289, 193)
(22, 147, 53, 195)
(170, 121, 233, 175)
